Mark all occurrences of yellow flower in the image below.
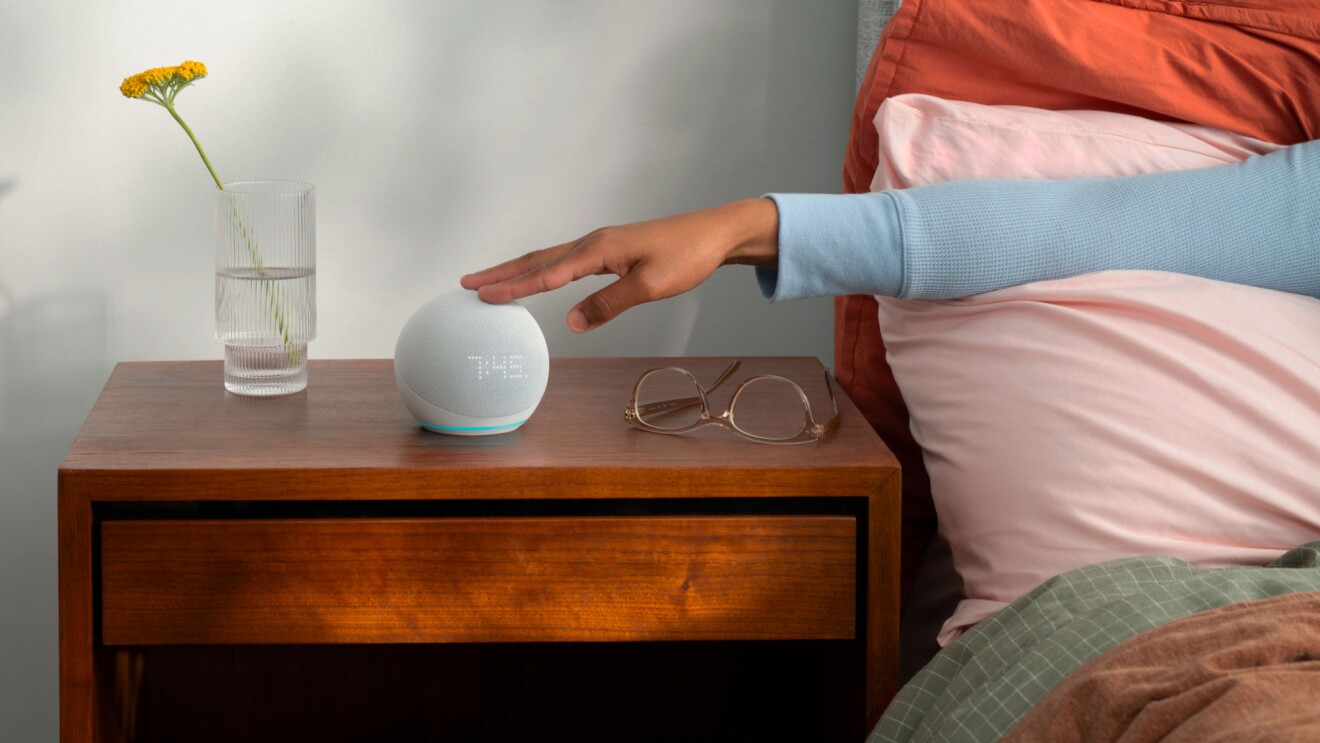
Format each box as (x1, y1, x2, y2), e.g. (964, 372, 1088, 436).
(118, 60, 299, 363)
(179, 60, 207, 80)
(119, 76, 147, 99)
(119, 61, 208, 102)
(119, 60, 222, 190)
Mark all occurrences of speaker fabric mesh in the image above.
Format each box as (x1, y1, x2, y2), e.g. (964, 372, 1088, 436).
(395, 291, 549, 419)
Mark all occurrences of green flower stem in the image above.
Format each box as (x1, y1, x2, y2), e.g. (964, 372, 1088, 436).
(140, 78, 301, 366)
(163, 100, 224, 192)
(222, 196, 302, 366)
(161, 100, 301, 366)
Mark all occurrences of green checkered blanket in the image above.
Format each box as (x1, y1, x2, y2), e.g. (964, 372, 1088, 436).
(869, 541, 1320, 743)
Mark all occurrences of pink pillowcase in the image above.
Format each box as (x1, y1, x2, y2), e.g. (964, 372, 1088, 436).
(870, 95, 1320, 645)
(870, 94, 1277, 191)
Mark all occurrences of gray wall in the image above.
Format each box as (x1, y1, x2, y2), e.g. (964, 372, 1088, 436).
(0, 0, 859, 737)
(857, 0, 901, 88)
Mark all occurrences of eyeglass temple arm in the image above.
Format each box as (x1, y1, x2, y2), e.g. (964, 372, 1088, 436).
(823, 368, 839, 416)
(706, 361, 741, 392)
(806, 369, 842, 437)
(632, 361, 741, 419)
(634, 397, 702, 418)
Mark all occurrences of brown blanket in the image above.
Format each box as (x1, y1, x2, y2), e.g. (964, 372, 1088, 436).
(1002, 590, 1320, 742)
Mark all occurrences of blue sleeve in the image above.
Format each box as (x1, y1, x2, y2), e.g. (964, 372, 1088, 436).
(760, 139, 1320, 301)
(756, 191, 904, 300)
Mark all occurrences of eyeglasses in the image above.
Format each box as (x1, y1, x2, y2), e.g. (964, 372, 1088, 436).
(624, 360, 841, 445)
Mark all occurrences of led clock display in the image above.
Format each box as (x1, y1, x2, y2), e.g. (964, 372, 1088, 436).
(469, 354, 529, 382)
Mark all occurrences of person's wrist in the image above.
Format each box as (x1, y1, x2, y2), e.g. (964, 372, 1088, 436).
(723, 198, 779, 268)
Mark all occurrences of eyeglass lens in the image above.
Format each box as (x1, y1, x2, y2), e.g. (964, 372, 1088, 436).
(636, 369, 812, 440)
(729, 377, 810, 441)
(635, 369, 705, 430)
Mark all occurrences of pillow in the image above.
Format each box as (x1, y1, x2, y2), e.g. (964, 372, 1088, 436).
(869, 95, 1320, 645)
(848, 0, 1320, 193)
(836, 0, 1320, 608)
(870, 94, 1277, 191)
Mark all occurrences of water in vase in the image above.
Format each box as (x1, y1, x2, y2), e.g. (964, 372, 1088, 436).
(215, 267, 316, 396)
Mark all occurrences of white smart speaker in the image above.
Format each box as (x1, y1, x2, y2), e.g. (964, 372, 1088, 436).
(394, 289, 550, 435)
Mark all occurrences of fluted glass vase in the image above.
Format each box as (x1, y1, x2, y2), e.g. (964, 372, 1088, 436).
(215, 180, 316, 396)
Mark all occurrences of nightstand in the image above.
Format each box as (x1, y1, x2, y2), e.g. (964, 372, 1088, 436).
(60, 357, 899, 742)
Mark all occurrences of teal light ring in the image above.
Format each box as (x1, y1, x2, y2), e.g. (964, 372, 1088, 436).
(419, 420, 526, 433)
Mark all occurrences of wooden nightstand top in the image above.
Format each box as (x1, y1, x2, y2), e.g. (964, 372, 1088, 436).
(61, 357, 897, 501)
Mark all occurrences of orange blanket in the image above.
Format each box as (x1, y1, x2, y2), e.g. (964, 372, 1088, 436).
(1001, 590, 1320, 741)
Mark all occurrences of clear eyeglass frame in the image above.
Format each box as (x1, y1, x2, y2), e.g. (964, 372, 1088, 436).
(624, 360, 841, 445)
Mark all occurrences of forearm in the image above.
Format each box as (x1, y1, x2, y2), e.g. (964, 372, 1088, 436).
(761, 139, 1320, 301)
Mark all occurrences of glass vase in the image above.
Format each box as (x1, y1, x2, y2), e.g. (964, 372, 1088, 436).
(215, 180, 316, 396)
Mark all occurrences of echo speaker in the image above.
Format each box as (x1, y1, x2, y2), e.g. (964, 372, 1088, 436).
(394, 289, 550, 435)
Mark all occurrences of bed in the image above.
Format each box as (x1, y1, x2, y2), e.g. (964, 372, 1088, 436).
(873, 543, 1320, 741)
(844, 2, 1320, 739)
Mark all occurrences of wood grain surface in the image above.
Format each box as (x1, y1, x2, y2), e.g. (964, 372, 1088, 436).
(101, 516, 856, 644)
(60, 358, 895, 500)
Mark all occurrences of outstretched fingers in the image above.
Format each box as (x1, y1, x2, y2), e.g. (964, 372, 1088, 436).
(459, 243, 573, 296)
(461, 237, 652, 331)
(465, 239, 625, 306)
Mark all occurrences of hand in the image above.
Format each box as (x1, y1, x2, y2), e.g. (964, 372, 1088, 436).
(460, 198, 779, 332)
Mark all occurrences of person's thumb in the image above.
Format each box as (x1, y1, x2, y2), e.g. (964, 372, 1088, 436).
(569, 274, 648, 332)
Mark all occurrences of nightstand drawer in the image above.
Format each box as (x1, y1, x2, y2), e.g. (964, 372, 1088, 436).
(100, 516, 856, 645)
